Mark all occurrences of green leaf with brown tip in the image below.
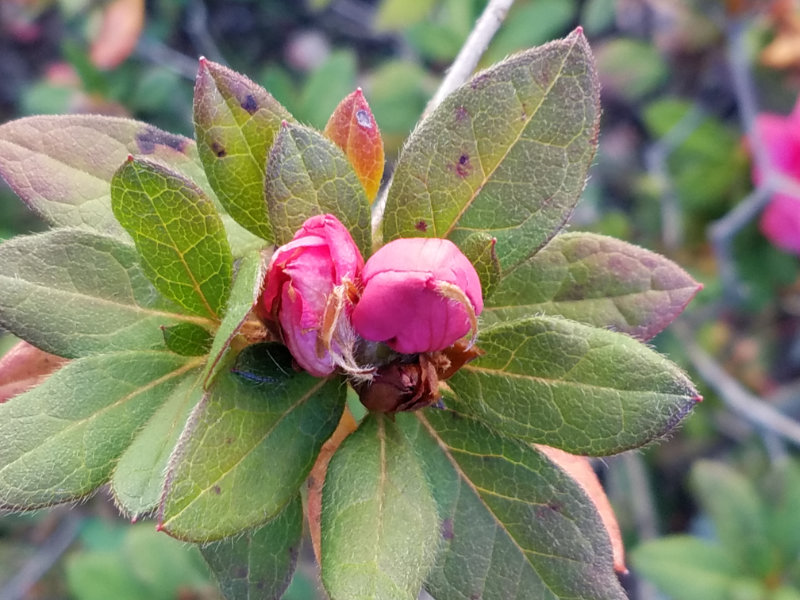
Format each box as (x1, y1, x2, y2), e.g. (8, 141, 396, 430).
(158, 343, 345, 542)
(398, 410, 627, 600)
(111, 157, 233, 321)
(383, 29, 600, 269)
(0, 115, 212, 235)
(265, 122, 372, 257)
(449, 316, 700, 455)
(0, 229, 197, 359)
(321, 414, 439, 600)
(201, 494, 303, 600)
(194, 59, 293, 241)
(482, 232, 702, 340)
(0, 351, 199, 511)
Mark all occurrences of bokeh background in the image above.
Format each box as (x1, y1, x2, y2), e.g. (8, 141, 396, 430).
(2, 0, 800, 599)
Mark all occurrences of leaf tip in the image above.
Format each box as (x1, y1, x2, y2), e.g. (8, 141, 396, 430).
(155, 521, 164, 532)
(693, 394, 704, 403)
(125, 154, 134, 163)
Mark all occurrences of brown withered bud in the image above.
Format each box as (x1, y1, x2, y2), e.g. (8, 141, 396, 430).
(355, 355, 440, 414)
(434, 339, 485, 380)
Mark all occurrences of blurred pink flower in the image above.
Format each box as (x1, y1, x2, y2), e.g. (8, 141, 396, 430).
(261, 214, 363, 376)
(352, 237, 483, 354)
(752, 101, 800, 254)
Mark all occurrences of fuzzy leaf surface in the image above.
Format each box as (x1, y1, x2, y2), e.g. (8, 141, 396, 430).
(483, 232, 702, 340)
(111, 372, 204, 519)
(383, 29, 600, 269)
(162, 323, 213, 356)
(321, 414, 439, 600)
(201, 250, 267, 388)
(461, 232, 501, 299)
(201, 494, 302, 600)
(0, 229, 198, 358)
(0, 115, 211, 235)
(0, 351, 198, 510)
(324, 88, 385, 202)
(399, 410, 626, 600)
(194, 59, 293, 240)
(449, 316, 699, 455)
(111, 157, 233, 320)
(159, 343, 344, 541)
(265, 123, 372, 257)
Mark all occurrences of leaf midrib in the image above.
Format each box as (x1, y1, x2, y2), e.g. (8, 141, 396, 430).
(160, 376, 330, 528)
(437, 36, 578, 239)
(0, 355, 202, 478)
(484, 284, 700, 311)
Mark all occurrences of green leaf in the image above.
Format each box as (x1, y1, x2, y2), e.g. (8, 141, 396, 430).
(0, 115, 212, 235)
(222, 214, 270, 258)
(374, 0, 435, 31)
(297, 50, 358, 130)
(202, 250, 267, 388)
(766, 461, 800, 571)
(265, 122, 372, 257)
(0, 351, 199, 510)
(399, 409, 626, 600)
(691, 461, 772, 578)
(595, 38, 668, 102)
(461, 232, 500, 299)
(383, 29, 600, 269)
(162, 323, 213, 356)
(631, 536, 739, 600)
(111, 372, 204, 519)
(448, 316, 699, 455)
(194, 59, 293, 241)
(201, 494, 303, 599)
(159, 343, 345, 541)
(321, 414, 439, 600)
(111, 157, 233, 321)
(482, 232, 702, 340)
(0, 229, 203, 358)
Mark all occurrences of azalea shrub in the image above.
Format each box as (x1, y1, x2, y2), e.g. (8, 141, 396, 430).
(0, 30, 702, 600)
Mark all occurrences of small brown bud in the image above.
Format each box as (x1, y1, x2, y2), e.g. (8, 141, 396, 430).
(355, 356, 440, 414)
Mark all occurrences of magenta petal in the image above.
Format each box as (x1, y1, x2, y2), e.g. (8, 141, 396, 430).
(760, 195, 800, 255)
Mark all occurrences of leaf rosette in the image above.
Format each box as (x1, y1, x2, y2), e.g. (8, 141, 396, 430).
(0, 29, 701, 600)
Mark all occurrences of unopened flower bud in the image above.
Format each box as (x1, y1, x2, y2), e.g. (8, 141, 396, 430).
(261, 214, 363, 377)
(351, 237, 483, 354)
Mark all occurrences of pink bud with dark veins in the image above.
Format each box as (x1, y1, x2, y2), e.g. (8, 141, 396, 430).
(351, 237, 483, 354)
(261, 214, 363, 376)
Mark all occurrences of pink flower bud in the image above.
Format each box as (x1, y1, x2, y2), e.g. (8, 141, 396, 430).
(261, 214, 363, 376)
(351, 238, 483, 354)
(751, 99, 800, 254)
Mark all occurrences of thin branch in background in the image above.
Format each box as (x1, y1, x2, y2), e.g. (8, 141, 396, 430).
(0, 512, 82, 600)
(673, 319, 800, 448)
(644, 105, 703, 252)
(134, 37, 199, 80)
(371, 0, 516, 238)
(711, 17, 800, 302)
(186, 0, 226, 66)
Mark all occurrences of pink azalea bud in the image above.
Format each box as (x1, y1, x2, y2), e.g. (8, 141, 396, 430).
(751, 99, 800, 254)
(261, 214, 363, 376)
(351, 237, 483, 354)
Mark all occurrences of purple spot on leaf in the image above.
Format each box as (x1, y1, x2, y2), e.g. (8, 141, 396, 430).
(456, 154, 472, 178)
(455, 106, 469, 121)
(211, 141, 227, 158)
(136, 127, 187, 154)
(240, 94, 258, 114)
(415, 220, 428, 232)
(355, 109, 372, 129)
(213, 485, 221, 495)
(441, 518, 454, 540)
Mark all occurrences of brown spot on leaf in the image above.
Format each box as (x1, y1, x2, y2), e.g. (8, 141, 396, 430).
(415, 220, 428, 232)
(240, 93, 258, 114)
(441, 518, 454, 540)
(136, 127, 187, 154)
(211, 141, 227, 158)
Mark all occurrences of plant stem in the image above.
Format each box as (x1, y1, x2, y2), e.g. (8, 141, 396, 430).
(372, 0, 516, 240)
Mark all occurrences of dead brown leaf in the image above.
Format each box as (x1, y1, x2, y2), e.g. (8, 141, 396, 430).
(0, 341, 68, 403)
